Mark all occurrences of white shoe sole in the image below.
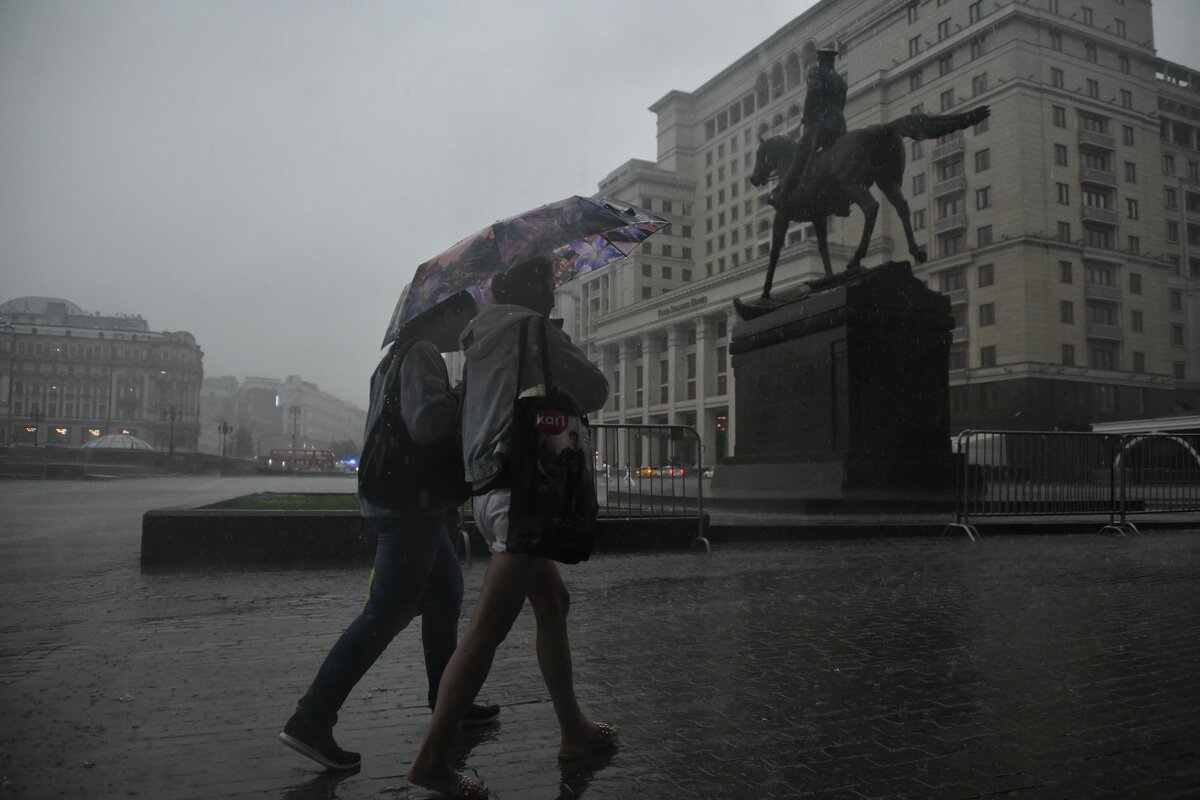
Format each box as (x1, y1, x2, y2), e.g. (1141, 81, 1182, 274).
(278, 731, 360, 771)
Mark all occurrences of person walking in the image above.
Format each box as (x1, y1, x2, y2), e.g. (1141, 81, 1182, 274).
(279, 290, 499, 772)
(406, 256, 615, 799)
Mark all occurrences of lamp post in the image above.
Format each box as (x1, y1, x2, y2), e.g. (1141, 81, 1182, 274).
(2, 324, 14, 448)
(289, 405, 301, 452)
(217, 418, 232, 457)
(29, 407, 45, 447)
(161, 405, 179, 454)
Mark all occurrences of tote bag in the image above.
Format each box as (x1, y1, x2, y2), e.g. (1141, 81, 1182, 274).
(504, 318, 598, 564)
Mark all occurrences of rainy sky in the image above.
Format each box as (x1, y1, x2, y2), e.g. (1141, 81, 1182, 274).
(2, 0, 1198, 409)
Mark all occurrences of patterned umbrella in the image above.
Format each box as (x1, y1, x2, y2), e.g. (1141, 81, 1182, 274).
(383, 195, 667, 345)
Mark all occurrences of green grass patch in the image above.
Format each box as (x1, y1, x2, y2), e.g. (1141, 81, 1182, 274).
(206, 492, 360, 511)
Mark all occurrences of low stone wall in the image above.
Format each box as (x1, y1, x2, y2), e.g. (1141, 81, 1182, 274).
(141, 508, 709, 567)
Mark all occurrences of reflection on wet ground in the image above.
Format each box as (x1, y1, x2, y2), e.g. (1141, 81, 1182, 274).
(0, 480, 1197, 798)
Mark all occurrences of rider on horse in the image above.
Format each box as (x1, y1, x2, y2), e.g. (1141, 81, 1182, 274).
(770, 47, 848, 208)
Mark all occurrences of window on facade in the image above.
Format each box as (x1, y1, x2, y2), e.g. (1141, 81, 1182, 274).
(1060, 261, 1073, 283)
(939, 54, 954, 76)
(937, 18, 951, 41)
(1082, 6, 1093, 25)
(1119, 52, 1130, 74)
(938, 194, 964, 218)
(913, 209, 927, 230)
(1057, 221, 1072, 241)
(1174, 362, 1186, 379)
(1083, 189, 1110, 209)
(1083, 151, 1109, 171)
(941, 270, 966, 292)
(1052, 106, 1066, 127)
(1062, 344, 1075, 366)
(1122, 125, 1134, 146)
(913, 174, 926, 195)
(979, 303, 995, 326)
(940, 89, 955, 111)
(1132, 351, 1146, 373)
(909, 36, 921, 58)
(1087, 302, 1118, 325)
(975, 149, 991, 172)
(1051, 68, 1064, 88)
(1120, 90, 1132, 109)
(977, 186, 991, 209)
(1131, 310, 1143, 332)
(1170, 289, 1184, 312)
(1124, 161, 1136, 182)
(1084, 226, 1111, 248)
(980, 346, 997, 368)
(1171, 324, 1185, 347)
(969, 0, 982, 22)
(939, 231, 966, 257)
(1057, 183, 1070, 204)
(938, 158, 963, 181)
(978, 263, 994, 286)
(1061, 300, 1074, 323)
(1089, 345, 1117, 371)
(977, 226, 993, 247)
(912, 140, 924, 160)
(1086, 79, 1099, 99)
(1115, 19, 1125, 38)
(1054, 144, 1068, 166)
(970, 37, 986, 61)
(907, 3, 919, 23)
(1128, 236, 1139, 254)
(1085, 43, 1097, 63)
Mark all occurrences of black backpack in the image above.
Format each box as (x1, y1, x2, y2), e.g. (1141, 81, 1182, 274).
(357, 339, 469, 511)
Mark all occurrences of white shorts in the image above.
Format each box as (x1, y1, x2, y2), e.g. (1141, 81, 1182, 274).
(473, 489, 511, 554)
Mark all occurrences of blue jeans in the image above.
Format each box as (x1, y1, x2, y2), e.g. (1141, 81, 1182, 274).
(296, 511, 463, 729)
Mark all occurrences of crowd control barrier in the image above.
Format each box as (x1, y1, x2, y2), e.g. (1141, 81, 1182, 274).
(946, 430, 1200, 539)
(590, 423, 710, 554)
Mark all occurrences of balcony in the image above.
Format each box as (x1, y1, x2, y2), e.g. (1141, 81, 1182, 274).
(1086, 323, 1124, 340)
(933, 175, 967, 197)
(1084, 283, 1123, 301)
(1082, 206, 1118, 225)
(952, 326, 970, 343)
(934, 212, 968, 234)
(932, 137, 966, 161)
(1078, 129, 1115, 150)
(944, 287, 968, 306)
(1080, 168, 1117, 188)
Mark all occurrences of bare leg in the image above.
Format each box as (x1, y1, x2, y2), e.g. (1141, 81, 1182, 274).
(408, 552, 531, 793)
(526, 559, 598, 749)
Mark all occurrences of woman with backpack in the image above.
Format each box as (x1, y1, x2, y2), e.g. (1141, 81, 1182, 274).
(279, 290, 499, 772)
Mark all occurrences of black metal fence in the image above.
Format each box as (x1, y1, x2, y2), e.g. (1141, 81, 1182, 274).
(591, 423, 709, 551)
(949, 430, 1200, 537)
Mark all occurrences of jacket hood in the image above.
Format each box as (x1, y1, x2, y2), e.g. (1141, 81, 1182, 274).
(460, 303, 542, 361)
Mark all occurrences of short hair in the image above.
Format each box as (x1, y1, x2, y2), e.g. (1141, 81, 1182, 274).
(493, 255, 555, 306)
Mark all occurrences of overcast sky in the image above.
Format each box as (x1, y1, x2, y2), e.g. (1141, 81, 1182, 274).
(3, 0, 1198, 409)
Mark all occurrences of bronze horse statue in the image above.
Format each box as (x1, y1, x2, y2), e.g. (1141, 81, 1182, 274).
(742, 106, 990, 310)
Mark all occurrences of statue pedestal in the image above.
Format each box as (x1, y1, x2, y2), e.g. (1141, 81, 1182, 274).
(712, 261, 959, 511)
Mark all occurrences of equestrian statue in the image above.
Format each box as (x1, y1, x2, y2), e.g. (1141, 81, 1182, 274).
(736, 47, 990, 319)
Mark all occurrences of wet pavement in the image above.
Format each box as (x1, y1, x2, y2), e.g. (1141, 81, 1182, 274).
(1, 478, 1198, 798)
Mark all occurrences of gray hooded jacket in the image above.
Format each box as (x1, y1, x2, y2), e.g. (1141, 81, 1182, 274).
(460, 303, 608, 487)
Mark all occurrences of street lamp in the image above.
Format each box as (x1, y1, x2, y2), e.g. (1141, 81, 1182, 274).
(217, 418, 233, 457)
(29, 407, 45, 447)
(160, 405, 179, 454)
(289, 405, 301, 451)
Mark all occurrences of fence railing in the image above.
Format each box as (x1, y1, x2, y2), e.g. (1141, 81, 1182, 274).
(590, 423, 709, 552)
(950, 430, 1200, 537)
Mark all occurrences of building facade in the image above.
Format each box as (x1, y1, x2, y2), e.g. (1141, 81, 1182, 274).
(0, 297, 204, 449)
(198, 373, 366, 457)
(561, 0, 1199, 468)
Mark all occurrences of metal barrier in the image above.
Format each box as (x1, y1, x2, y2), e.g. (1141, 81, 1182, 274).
(947, 429, 1200, 539)
(1114, 433, 1200, 534)
(947, 430, 1122, 540)
(590, 423, 710, 554)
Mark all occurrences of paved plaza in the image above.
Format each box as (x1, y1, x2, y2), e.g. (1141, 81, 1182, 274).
(0, 478, 1198, 798)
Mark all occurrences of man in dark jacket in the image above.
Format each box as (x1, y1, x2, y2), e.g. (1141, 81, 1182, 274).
(279, 291, 498, 771)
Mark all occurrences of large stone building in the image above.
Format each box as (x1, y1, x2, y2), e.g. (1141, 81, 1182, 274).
(0, 297, 204, 449)
(558, 0, 1200, 466)
(198, 374, 366, 457)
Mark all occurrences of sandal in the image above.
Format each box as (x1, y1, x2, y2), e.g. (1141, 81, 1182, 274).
(409, 772, 488, 800)
(558, 722, 619, 762)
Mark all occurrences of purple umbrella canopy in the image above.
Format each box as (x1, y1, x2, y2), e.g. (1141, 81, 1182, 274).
(383, 196, 667, 345)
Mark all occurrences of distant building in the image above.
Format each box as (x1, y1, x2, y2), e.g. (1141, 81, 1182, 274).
(198, 374, 366, 456)
(555, 0, 1200, 467)
(0, 296, 203, 448)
